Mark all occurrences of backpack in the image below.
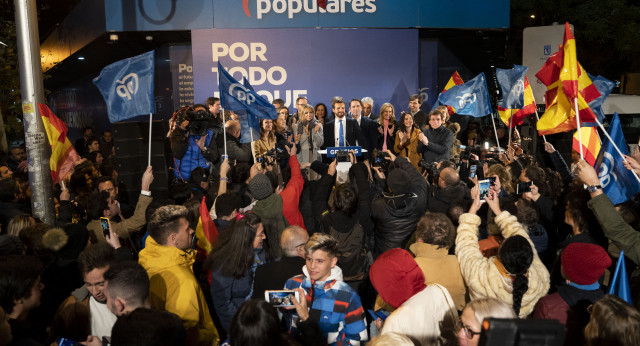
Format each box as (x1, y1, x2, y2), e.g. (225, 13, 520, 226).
(322, 216, 370, 282)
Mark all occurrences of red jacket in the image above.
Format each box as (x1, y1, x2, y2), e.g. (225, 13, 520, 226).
(281, 155, 305, 230)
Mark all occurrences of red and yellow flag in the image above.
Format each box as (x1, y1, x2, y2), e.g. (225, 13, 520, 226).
(38, 104, 81, 183)
(194, 196, 218, 261)
(498, 76, 536, 128)
(572, 127, 601, 166)
(535, 23, 601, 135)
(441, 71, 464, 115)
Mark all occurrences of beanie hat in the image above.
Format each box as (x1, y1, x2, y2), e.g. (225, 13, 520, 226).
(369, 248, 426, 308)
(42, 224, 90, 260)
(387, 169, 412, 195)
(562, 242, 611, 285)
(0, 235, 24, 256)
(249, 174, 274, 200)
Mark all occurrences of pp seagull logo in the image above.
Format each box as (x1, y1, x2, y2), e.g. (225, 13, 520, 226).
(456, 93, 476, 109)
(115, 73, 138, 100)
(243, 0, 251, 17)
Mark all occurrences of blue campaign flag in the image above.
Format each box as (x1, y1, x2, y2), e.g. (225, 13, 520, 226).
(93, 51, 155, 123)
(595, 113, 640, 204)
(218, 62, 278, 120)
(584, 73, 615, 127)
(236, 77, 265, 144)
(609, 250, 632, 305)
(437, 73, 493, 117)
(496, 65, 528, 109)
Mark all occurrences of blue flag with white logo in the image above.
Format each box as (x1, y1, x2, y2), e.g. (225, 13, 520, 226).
(218, 62, 277, 120)
(584, 73, 615, 127)
(437, 73, 493, 117)
(496, 65, 528, 109)
(609, 250, 632, 305)
(595, 113, 640, 205)
(93, 50, 155, 123)
(235, 77, 263, 144)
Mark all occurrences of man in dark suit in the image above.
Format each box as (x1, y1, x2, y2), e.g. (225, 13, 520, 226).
(323, 97, 368, 159)
(361, 97, 378, 120)
(349, 99, 377, 156)
(251, 226, 308, 298)
(410, 94, 428, 131)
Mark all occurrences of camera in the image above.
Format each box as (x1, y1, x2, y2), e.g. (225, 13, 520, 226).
(459, 145, 483, 161)
(185, 108, 212, 137)
(418, 159, 440, 184)
(371, 149, 390, 172)
(336, 149, 351, 163)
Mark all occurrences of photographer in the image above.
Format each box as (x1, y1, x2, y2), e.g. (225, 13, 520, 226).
(171, 105, 220, 181)
(427, 167, 471, 214)
(371, 150, 428, 259)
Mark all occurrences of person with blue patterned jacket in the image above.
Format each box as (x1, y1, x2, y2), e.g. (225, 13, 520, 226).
(284, 233, 367, 345)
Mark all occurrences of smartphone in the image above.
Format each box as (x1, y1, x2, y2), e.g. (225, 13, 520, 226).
(100, 217, 110, 239)
(469, 165, 477, 179)
(516, 181, 533, 194)
(57, 337, 81, 346)
(265, 290, 300, 308)
(367, 309, 390, 321)
(488, 176, 496, 186)
(478, 179, 491, 201)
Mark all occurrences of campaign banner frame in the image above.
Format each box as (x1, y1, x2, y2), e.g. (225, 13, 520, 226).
(191, 28, 419, 117)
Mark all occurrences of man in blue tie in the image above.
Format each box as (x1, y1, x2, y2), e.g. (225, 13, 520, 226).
(323, 97, 368, 160)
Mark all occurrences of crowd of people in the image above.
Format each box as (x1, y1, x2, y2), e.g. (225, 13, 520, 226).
(2, 93, 640, 346)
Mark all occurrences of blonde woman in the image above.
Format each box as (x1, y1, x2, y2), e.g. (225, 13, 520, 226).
(253, 119, 276, 158)
(296, 105, 323, 180)
(377, 103, 396, 151)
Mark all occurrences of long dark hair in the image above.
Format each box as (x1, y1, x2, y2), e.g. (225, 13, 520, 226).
(397, 112, 417, 134)
(230, 300, 294, 346)
(499, 235, 533, 316)
(206, 213, 262, 278)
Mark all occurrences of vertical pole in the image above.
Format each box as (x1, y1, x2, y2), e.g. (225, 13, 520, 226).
(490, 113, 502, 152)
(14, 0, 55, 224)
(575, 98, 584, 160)
(222, 109, 227, 157)
(148, 113, 152, 166)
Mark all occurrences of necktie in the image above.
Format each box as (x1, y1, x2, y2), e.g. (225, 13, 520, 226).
(339, 120, 345, 146)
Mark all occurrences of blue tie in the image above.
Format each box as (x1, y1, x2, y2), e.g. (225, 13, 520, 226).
(339, 120, 345, 146)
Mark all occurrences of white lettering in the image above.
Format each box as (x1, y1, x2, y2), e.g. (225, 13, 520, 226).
(352, 0, 364, 12)
(340, 0, 351, 13)
(178, 63, 192, 73)
(229, 42, 250, 62)
(250, 43, 267, 61)
(228, 67, 249, 80)
(211, 43, 228, 62)
(267, 66, 287, 85)
(326, 0, 339, 13)
(365, 0, 376, 12)
(249, 67, 267, 85)
(257, 0, 271, 19)
(273, 0, 287, 13)
(288, 0, 302, 18)
(303, 0, 318, 13)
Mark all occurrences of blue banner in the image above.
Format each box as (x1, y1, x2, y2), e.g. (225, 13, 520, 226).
(325, 146, 364, 157)
(436, 73, 493, 117)
(218, 61, 278, 119)
(585, 73, 615, 127)
(496, 65, 528, 109)
(192, 28, 419, 118)
(595, 113, 640, 205)
(93, 50, 155, 123)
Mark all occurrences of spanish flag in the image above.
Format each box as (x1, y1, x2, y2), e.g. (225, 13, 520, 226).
(498, 76, 536, 128)
(572, 127, 601, 166)
(441, 71, 464, 115)
(194, 196, 218, 261)
(535, 23, 601, 135)
(38, 104, 81, 184)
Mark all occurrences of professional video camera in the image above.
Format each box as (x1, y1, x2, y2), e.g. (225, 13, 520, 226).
(459, 145, 483, 162)
(257, 140, 293, 168)
(185, 107, 212, 136)
(418, 159, 440, 185)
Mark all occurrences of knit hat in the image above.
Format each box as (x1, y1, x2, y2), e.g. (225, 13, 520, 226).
(249, 174, 274, 200)
(369, 248, 426, 308)
(387, 169, 412, 195)
(0, 235, 24, 256)
(561, 243, 611, 285)
(42, 224, 90, 260)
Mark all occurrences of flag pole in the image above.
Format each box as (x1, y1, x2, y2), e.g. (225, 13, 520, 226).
(594, 117, 640, 184)
(250, 128, 256, 164)
(490, 113, 501, 152)
(575, 98, 584, 160)
(529, 92, 548, 143)
(148, 113, 152, 166)
(508, 109, 512, 150)
(222, 109, 227, 157)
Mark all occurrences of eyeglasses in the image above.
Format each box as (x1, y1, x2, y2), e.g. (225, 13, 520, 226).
(459, 319, 481, 339)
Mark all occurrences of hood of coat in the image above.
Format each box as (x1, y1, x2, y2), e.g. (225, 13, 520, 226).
(138, 236, 196, 275)
(301, 265, 344, 287)
(381, 193, 419, 217)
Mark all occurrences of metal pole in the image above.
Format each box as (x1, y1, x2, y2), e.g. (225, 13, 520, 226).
(14, 0, 55, 224)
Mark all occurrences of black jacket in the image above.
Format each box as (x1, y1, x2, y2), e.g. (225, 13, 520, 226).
(225, 135, 253, 163)
(416, 126, 454, 163)
(251, 255, 305, 299)
(428, 182, 470, 214)
(371, 156, 428, 258)
(323, 118, 368, 159)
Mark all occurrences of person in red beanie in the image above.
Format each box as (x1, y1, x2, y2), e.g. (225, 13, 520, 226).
(369, 248, 458, 345)
(534, 242, 611, 345)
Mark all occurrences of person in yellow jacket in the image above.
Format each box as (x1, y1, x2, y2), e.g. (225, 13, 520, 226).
(139, 205, 220, 346)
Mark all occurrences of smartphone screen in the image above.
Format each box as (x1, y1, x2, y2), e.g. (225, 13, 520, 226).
(100, 218, 110, 238)
(265, 290, 297, 308)
(516, 181, 533, 194)
(478, 179, 491, 201)
(469, 165, 477, 179)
